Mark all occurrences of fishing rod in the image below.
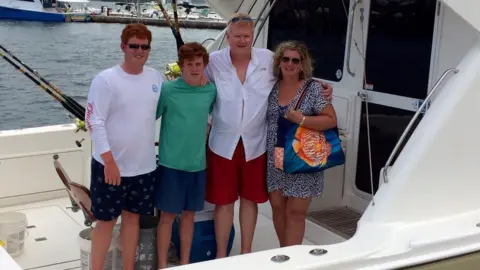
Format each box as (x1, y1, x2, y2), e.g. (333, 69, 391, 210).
(152, 0, 188, 79)
(154, 1, 176, 34)
(0, 44, 86, 118)
(171, 0, 181, 42)
(153, 0, 184, 49)
(0, 47, 86, 122)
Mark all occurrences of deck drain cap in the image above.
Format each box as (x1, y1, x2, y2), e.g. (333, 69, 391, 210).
(309, 249, 327, 256)
(271, 255, 290, 263)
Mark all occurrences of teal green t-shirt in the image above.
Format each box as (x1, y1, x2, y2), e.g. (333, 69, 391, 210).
(156, 77, 216, 172)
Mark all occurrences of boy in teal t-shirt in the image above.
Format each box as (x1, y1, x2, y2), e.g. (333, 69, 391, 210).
(154, 42, 216, 268)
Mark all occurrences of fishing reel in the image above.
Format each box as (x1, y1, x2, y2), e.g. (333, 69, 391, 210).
(164, 62, 181, 81)
(74, 118, 87, 133)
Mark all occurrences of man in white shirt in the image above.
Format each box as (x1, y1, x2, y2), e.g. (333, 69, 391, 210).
(85, 23, 163, 270)
(204, 13, 333, 257)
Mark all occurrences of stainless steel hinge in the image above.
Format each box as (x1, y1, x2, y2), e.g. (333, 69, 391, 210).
(413, 99, 430, 114)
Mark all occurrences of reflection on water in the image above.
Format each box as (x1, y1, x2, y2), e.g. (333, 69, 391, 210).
(0, 20, 221, 131)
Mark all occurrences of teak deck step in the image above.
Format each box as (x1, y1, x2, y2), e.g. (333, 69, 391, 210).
(307, 207, 361, 239)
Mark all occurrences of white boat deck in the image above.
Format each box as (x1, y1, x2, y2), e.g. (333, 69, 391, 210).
(0, 196, 313, 270)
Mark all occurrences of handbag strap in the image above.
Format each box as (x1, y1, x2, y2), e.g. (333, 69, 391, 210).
(293, 78, 315, 110)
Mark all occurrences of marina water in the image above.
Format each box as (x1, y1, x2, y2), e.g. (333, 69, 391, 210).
(0, 14, 221, 131)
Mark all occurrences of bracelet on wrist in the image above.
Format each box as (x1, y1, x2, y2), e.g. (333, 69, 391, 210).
(299, 116, 306, 126)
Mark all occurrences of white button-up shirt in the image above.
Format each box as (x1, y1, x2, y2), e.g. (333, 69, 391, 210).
(205, 46, 276, 161)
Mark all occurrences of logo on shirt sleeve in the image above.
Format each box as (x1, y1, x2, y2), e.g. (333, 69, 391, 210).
(152, 84, 159, 93)
(85, 102, 94, 131)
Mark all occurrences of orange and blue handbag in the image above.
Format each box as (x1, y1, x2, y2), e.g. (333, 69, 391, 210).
(274, 79, 345, 174)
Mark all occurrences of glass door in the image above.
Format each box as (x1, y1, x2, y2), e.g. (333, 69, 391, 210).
(354, 0, 439, 196)
(267, 0, 351, 83)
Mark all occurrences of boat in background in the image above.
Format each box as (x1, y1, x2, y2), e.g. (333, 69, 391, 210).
(0, 0, 66, 22)
(0, 0, 95, 22)
(55, 0, 100, 21)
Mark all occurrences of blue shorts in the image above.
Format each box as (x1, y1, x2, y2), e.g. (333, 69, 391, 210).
(90, 158, 157, 221)
(155, 166, 206, 214)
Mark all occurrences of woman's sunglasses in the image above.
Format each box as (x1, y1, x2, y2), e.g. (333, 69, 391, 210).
(281, 56, 301, 65)
(127, 43, 151, 50)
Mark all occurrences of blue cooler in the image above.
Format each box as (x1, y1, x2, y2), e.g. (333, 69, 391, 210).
(171, 202, 235, 263)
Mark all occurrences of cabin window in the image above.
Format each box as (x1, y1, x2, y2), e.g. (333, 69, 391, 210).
(267, 0, 349, 82)
(363, 0, 437, 99)
(355, 103, 423, 195)
(355, 0, 437, 195)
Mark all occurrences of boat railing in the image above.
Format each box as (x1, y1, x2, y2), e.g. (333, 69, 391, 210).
(382, 67, 460, 184)
(346, 0, 362, 77)
(201, 37, 216, 45)
(252, 0, 277, 46)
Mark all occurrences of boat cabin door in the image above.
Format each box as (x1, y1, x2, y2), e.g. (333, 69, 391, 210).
(353, 0, 440, 205)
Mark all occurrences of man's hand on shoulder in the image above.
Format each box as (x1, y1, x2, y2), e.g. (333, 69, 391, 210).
(200, 73, 210, 87)
(320, 81, 333, 101)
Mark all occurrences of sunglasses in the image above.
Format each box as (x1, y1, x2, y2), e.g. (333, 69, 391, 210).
(127, 43, 151, 50)
(230, 16, 253, 23)
(281, 56, 301, 65)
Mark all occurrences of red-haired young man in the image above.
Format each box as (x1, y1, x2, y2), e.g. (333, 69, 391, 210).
(85, 23, 163, 270)
(154, 42, 216, 268)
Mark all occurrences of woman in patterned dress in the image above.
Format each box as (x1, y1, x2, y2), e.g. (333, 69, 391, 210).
(266, 41, 338, 247)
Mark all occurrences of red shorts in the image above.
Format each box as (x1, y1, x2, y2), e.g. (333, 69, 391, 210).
(206, 139, 268, 205)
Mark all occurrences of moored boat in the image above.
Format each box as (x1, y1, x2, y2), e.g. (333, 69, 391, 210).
(1, 0, 480, 269)
(0, 0, 66, 22)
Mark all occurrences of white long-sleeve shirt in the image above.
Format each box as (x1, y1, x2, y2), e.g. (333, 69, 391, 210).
(205, 47, 276, 161)
(85, 65, 163, 177)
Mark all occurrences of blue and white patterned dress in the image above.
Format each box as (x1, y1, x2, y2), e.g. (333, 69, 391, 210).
(266, 79, 330, 198)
